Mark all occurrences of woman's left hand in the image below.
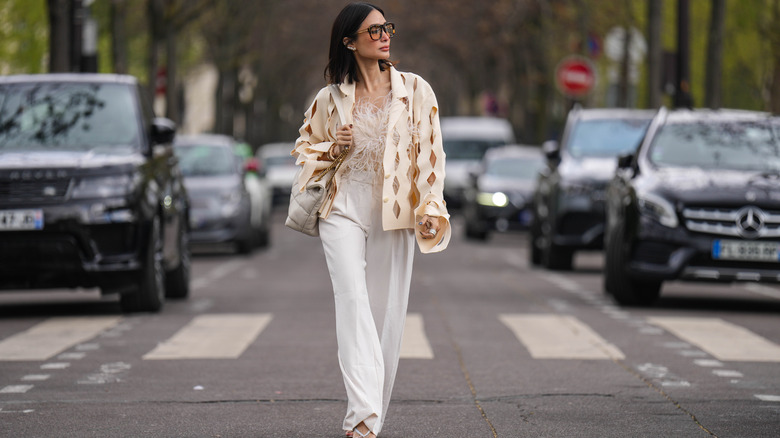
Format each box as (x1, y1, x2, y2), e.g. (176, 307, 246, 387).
(418, 215, 441, 240)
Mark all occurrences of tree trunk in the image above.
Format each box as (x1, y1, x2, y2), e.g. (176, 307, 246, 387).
(769, 0, 780, 114)
(647, 0, 663, 108)
(147, 0, 163, 106)
(48, 0, 72, 72)
(705, 0, 726, 109)
(110, 0, 128, 74)
(165, 26, 179, 123)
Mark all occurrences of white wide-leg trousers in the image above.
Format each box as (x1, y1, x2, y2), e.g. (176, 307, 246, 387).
(319, 173, 415, 435)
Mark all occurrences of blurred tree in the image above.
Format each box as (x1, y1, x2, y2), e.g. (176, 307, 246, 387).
(0, 0, 48, 74)
(705, 0, 725, 109)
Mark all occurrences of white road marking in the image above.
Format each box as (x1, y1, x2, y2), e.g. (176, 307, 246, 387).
(57, 352, 86, 360)
(78, 362, 132, 385)
(744, 284, 780, 300)
(755, 394, 780, 402)
(694, 359, 724, 367)
(21, 375, 50, 381)
(400, 313, 434, 359)
(0, 317, 120, 361)
(0, 408, 35, 414)
(192, 260, 245, 291)
(542, 274, 581, 293)
(500, 314, 625, 360)
(637, 363, 691, 388)
(648, 317, 780, 362)
(143, 314, 272, 360)
(713, 370, 744, 378)
(75, 343, 100, 351)
(0, 385, 34, 394)
(40, 362, 69, 370)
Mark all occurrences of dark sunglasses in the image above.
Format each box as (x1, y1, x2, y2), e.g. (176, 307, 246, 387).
(355, 22, 395, 41)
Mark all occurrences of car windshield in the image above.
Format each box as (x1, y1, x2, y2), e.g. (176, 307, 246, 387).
(176, 145, 238, 177)
(485, 156, 544, 180)
(649, 121, 780, 171)
(265, 154, 296, 167)
(567, 118, 650, 158)
(0, 82, 140, 150)
(443, 139, 505, 160)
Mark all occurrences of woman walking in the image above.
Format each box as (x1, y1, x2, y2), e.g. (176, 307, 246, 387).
(291, 3, 450, 437)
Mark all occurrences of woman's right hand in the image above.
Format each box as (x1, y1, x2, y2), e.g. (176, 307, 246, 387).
(330, 124, 353, 159)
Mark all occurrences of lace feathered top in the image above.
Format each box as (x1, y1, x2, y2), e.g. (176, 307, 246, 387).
(343, 93, 393, 176)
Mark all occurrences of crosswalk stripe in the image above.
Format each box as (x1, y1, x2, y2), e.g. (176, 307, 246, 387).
(143, 314, 272, 360)
(0, 317, 121, 361)
(647, 317, 780, 362)
(500, 314, 625, 360)
(400, 313, 434, 359)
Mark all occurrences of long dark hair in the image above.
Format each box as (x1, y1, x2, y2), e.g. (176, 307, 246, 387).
(325, 2, 393, 85)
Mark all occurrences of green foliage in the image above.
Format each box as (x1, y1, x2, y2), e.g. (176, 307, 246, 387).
(0, 0, 49, 74)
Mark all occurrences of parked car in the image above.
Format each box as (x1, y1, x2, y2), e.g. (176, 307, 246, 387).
(0, 73, 190, 312)
(233, 141, 272, 247)
(257, 142, 297, 206)
(604, 108, 780, 305)
(174, 134, 254, 254)
(441, 117, 515, 208)
(529, 107, 654, 270)
(462, 145, 544, 240)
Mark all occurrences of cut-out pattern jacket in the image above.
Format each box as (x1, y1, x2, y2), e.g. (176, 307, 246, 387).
(292, 67, 450, 253)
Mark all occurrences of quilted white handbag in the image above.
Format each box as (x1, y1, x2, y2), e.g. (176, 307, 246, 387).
(285, 85, 348, 236)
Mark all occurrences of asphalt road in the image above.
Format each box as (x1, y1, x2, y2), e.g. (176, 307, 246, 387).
(1, 211, 780, 437)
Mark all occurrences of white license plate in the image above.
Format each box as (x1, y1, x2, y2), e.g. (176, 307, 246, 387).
(712, 240, 780, 262)
(0, 209, 44, 231)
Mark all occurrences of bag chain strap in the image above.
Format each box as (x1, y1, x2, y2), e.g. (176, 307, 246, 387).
(314, 147, 349, 185)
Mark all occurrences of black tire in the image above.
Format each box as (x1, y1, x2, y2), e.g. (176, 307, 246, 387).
(236, 236, 253, 254)
(121, 216, 165, 313)
(465, 221, 488, 241)
(604, 221, 661, 306)
(254, 219, 270, 248)
(528, 220, 542, 266)
(543, 240, 573, 271)
(165, 222, 190, 299)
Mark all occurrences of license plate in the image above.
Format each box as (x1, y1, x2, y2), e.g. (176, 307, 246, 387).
(712, 240, 780, 262)
(0, 209, 44, 231)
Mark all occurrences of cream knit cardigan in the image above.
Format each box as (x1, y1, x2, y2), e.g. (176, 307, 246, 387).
(292, 67, 450, 253)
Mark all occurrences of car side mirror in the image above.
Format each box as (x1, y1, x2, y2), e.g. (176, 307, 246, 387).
(617, 153, 635, 170)
(150, 117, 176, 145)
(542, 140, 560, 160)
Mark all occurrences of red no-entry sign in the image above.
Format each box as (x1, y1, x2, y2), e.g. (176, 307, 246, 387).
(555, 56, 596, 98)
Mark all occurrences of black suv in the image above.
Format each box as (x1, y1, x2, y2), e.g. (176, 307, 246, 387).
(529, 107, 654, 270)
(604, 108, 780, 305)
(0, 74, 190, 312)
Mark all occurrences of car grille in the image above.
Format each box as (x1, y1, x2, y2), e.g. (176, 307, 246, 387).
(682, 206, 780, 238)
(0, 179, 72, 203)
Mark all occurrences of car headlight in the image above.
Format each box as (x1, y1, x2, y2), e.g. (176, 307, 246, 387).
(220, 190, 243, 218)
(477, 192, 509, 207)
(638, 192, 678, 228)
(71, 174, 135, 199)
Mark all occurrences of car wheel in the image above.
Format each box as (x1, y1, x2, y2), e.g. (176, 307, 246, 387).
(542, 237, 573, 271)
(465, 221, 488, 241)
(236, 236, 253, 254)
(121, 216, 165, 313)
(165, 220, 190, 299)
(604, 221, 661, 306)
(254, 216, 271, 248)
(528, 218, 542, 266)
